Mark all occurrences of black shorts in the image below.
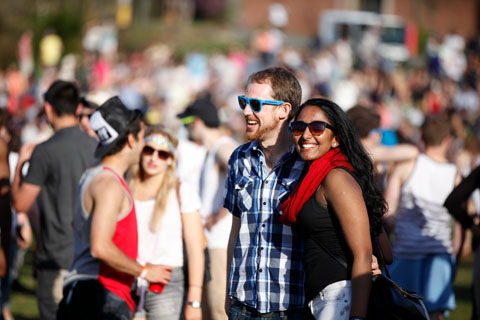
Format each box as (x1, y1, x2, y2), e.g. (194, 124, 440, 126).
(57, 279, 132, 320)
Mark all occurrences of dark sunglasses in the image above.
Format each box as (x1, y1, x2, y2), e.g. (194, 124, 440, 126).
(289, 121, 335, 136)
(142, 146, 172, 160)
(238, 95, 286, 113)
(79, 113, 93, 120)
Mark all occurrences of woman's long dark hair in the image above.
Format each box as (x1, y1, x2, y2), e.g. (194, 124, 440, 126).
(296, 98, 387, 234)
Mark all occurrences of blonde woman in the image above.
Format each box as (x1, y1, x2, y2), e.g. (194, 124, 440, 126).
(129, 126, 204, 320)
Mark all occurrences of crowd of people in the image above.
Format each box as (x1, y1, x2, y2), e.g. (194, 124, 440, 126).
(0, 23, 479, 320)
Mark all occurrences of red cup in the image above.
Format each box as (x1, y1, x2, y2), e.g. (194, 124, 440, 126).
(149, 283, 164, 294)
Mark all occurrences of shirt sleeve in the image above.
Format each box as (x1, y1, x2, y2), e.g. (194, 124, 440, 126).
(444, 166, 480, 228)
(179, 181, 201, 214)
(223, 152, 239, 217)
(23, 145, 48, 187)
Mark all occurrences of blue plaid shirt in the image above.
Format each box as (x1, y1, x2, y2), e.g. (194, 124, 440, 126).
(223, 141, 307, 313)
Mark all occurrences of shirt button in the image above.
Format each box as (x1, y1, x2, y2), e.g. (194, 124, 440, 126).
(259, 268, 263, 272)
(262, 224, 265, 228)
(261, 247, 264, 250)
(265, 181, 269, 184)
(263, 202, 266, 205)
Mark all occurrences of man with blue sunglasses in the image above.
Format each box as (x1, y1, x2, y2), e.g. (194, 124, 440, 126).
(223, 67, 312, 319)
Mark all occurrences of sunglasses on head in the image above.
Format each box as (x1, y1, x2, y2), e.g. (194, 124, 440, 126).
(142, 146, 172, 160)
(238, 95, 286, 113)
(289, 121, 335, 136)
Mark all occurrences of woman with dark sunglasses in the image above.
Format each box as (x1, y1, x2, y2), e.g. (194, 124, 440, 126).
(128, 126, 205, 320)
(280, 98, 391, 320)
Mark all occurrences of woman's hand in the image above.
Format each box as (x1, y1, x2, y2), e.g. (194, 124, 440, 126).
(371, 255, 381, 276)
(145, 264, 173, 285)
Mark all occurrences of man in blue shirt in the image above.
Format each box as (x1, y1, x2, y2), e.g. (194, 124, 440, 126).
(224, 67, 311, 319)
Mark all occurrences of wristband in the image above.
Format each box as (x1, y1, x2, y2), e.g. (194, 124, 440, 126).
(187, 300, 201, 309)
(139, 265, 148, 279)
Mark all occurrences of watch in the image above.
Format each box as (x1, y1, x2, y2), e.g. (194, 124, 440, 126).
(187, 300, 201, 309)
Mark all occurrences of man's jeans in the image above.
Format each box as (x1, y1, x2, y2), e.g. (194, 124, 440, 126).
(228, 301, 314, 320)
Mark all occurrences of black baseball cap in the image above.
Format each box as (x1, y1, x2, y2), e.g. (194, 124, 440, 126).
(177, 96, 220, 128)
(90, 96, 142, 158)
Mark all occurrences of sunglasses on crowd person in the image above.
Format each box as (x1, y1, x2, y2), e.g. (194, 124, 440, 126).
(142, 146, 172, 160)
(238, 95, 286, 113)
(289, 121, 335, 136)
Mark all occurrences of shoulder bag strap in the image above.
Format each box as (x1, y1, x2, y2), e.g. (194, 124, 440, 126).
(373, 235, 392, 279)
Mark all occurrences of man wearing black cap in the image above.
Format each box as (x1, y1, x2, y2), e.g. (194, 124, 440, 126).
(178, 95, 237, 320)
(58, 97, 172, 320)
(178, 95, 222, 129)
(12, 80, 97, 320)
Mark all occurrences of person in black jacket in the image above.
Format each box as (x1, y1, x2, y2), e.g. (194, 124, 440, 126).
(445, 166, 480, 320)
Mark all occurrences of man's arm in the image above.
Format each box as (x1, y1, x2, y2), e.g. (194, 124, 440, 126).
(205, 207, 229, 231)
(205, 142, 237, 230)
(89, 173, 172, 283)
(225, 215, 240, 314)
(0, 138, 10, 196)
(216, 143, 237, 173)
(383, 160, 415, 231)
(11, 144, 40, 213)
(444, 166, 480, 228)
(370, 144, 419, 164)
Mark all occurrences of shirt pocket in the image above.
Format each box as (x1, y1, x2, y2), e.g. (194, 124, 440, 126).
(234, 176, 255, 212)
(277, 177, 298, 204)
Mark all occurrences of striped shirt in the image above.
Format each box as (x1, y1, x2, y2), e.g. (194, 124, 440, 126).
(223, 141, 307, 313)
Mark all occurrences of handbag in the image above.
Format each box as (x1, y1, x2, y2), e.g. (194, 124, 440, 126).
(311, 235, 430, 320)
(366, 237, 430, 320)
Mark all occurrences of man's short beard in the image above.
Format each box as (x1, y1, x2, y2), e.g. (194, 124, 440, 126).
(246, 118, 279, 142)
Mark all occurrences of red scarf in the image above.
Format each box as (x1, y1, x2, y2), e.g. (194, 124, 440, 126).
(279, 148, 353, 226)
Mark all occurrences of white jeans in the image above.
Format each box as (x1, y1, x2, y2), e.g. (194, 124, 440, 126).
(308, 280, 351, 320)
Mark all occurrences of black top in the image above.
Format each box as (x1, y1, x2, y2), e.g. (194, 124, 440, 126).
(24, 126, 97, 269)
(294, 193, 352, 303)
(444, 165, 478, 228)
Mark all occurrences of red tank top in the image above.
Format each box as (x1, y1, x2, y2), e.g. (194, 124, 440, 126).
(98, 166, 138, 312)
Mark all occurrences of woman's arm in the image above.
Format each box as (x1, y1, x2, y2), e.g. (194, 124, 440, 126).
(182, 210, 205, 320)
(323, 169, 372, 318)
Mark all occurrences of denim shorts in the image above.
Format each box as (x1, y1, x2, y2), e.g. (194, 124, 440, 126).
(308, 280, 351, 320)
(389, 254, 455, 313)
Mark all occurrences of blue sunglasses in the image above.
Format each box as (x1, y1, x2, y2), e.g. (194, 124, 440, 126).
(238, 95, 286, 113)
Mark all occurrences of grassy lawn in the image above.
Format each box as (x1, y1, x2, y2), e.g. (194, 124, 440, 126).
(9, 248, 475, 319)
(11, 248, 38, 320)
(450, 254, 474, 319)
